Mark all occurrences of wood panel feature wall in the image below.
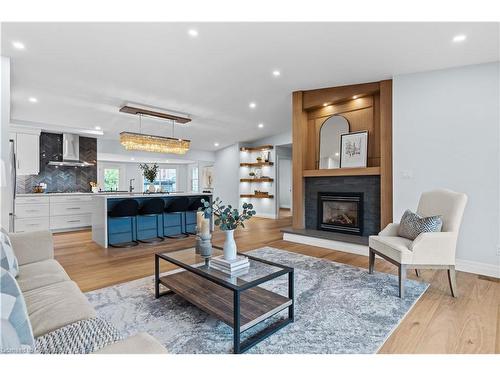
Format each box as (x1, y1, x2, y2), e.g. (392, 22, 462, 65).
(292, 80, 393, 230)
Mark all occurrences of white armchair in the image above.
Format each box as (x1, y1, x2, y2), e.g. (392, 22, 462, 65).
(368, 189, 468, 298)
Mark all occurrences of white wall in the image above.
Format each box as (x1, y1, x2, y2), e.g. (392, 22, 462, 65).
(278, 158, 292, 209)
(393, 62, 500, 275)
(0, 57, 11, 230)
(214, 143, 240, 208)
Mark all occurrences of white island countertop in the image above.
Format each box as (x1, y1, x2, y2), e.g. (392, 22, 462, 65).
(17, 191, 212, 198)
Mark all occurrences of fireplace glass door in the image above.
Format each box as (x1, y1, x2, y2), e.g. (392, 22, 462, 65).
(318, 193, 363, 235)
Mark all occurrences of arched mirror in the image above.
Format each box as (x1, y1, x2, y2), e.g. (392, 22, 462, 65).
(318, 115, 350, 169)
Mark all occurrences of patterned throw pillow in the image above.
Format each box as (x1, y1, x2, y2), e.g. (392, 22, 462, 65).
(398, 209, 443, 240)
(0, 268, 35, 353)
(0, 229, 19, 278)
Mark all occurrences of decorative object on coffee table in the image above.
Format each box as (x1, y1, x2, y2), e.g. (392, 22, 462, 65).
(139, 163, 159, 193)
(201, 197, 256, 265)
(340, 131, 368, 168)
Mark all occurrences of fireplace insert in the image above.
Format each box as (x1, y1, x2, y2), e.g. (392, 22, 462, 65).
(317, 192, 364, 235)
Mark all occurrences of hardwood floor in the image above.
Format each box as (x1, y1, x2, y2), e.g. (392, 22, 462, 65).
(52, 216, 500, 354)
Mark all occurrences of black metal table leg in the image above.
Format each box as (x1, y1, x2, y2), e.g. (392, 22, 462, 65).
(155, 254, 160, 299)
(288, 269, 294, 322)
(233, 290, 241, 354)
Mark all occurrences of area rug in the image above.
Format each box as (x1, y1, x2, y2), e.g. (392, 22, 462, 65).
(86, 247, 428, 354)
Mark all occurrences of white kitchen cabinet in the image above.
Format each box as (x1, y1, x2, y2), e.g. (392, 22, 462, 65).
(15, 132, 40, 175)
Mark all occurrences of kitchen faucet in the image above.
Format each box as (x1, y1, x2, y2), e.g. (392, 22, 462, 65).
(129, 179, 135, 193)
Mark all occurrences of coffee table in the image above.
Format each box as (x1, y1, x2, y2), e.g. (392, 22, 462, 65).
(154, 246, 294, 354)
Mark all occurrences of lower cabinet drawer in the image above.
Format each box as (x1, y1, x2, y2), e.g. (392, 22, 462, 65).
(15, 203, 50, 218)
(50, 214, 92, 230)
(50, 202, 94, 216)
(15, 218, 50, 233)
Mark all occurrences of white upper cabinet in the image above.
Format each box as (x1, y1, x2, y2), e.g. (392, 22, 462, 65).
(15, 132, 40, 175)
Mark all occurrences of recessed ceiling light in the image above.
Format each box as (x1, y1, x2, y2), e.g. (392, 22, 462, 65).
(249, 102, 257, 109)
(95, 126, 101, 130)
(12, 41, 25, 50)
(28, 97, 38, 103)
(214, 142, 220, 147)
(188, 29, 198, 37)
(352, 95, 358, 99)
(453, 34, 467, 43)
(323, 102, 329, 107)
(272, 70, 281, 77)
(258, 123, 264, 128)
(131, 157, 135, 161)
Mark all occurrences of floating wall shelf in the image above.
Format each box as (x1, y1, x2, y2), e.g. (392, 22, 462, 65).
(240, 178, 274, 182)
(240, 162, 274, 167)
(240, 194, 274, 199)
(240, 145, 274, 152)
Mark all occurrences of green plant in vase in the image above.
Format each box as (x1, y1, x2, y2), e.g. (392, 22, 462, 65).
(200, 197, 256, 260)
(139, 163, 159, 193)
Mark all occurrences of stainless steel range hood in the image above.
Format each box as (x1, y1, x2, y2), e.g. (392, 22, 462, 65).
(48, 133, 94, 167)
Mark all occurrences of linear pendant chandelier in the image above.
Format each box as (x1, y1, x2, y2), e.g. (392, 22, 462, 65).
(119, 105, 191, 155)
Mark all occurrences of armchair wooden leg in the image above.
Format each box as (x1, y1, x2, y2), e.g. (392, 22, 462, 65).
(415, 269, 420, 277)
(398, 264, 406, 299)
(447, 266, 458, 298)
(368, 248, 375, 274)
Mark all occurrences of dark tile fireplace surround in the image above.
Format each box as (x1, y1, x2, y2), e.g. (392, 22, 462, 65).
(305, 175, 381, 238)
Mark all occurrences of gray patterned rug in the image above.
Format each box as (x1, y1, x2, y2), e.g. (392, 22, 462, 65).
(86, 247, 428, 354)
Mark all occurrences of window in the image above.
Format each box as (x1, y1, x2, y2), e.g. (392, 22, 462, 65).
(191, 166, 199, 192)
(144, 168, 177, 192)
(104, 168, 120, 191)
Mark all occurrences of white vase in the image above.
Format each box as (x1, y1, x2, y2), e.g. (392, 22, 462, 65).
(222, 229, 237, 261)
(148, 183, 155, 193)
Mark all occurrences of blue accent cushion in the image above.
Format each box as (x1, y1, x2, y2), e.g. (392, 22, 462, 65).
(398, 209, 443, 240)
(0, 268, 35, 353)
(1, 228, 19, 277)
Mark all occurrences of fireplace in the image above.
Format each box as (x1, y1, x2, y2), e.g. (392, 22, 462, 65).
(318, 192, 364, 235)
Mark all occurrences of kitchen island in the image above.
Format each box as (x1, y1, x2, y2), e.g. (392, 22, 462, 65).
(92, 192, 212, 248)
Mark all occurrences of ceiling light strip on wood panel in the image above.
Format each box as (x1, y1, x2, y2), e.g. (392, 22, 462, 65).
(119, 105, 191, 124)
(302, 81, 380, 110)
(240, 145, 274, 152)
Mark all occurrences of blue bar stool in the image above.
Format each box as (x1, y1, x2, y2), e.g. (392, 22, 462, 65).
(108, 199, 139, 248)
(137, 198, 165, 244)
(164, 196, 190, 238)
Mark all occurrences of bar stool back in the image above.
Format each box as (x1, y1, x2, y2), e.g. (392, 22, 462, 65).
(108, 199, 139, 248)
(164, 196, 190, 238)
(137, 198, 165, 244)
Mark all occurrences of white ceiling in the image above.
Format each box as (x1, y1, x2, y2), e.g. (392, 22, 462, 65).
(2, 22, 499, 151)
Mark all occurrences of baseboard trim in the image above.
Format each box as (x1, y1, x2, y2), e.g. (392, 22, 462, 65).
(283, 232, 500, 278)
(455, 258, 500, 278)
(254, 213, 277, 219)
(283, 232, 369, 256)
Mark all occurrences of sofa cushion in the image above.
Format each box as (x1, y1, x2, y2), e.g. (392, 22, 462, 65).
(23, 281, 96, 337)
(1, 228, 19, 277)
(17, 259, 71, 292)
(369, 235, 413, 264)
(0, 268, 35, 353)
(93, 332, 167, 354)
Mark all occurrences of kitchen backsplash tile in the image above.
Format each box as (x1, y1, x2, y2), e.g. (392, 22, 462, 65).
(16, 132, 97, 194)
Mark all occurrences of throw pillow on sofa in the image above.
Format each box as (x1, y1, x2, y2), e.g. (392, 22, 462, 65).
(0, 268, 35, 353)
(1, 228, 19, 277)
(398, 209, 443, 240)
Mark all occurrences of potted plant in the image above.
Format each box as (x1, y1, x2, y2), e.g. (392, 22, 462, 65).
(139, 163, 159, 193)
(201, 197, 256, 261)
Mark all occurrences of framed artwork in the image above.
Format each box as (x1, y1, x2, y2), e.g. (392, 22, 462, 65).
(340, 131, 368, 168)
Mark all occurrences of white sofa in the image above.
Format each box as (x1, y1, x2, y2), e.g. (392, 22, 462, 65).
(8, 230, 167, 354)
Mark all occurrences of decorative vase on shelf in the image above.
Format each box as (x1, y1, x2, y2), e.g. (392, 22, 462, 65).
(148, 183, 155, 193)
(222, 229, 237, 261)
